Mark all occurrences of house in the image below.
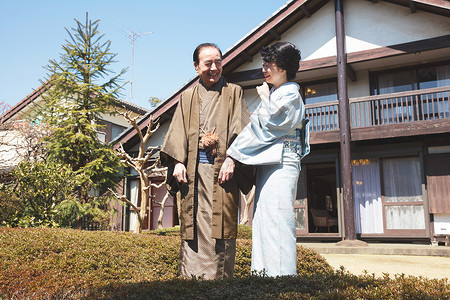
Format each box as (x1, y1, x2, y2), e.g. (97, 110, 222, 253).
(0, 82, 149, 174)
(115, 0, 450, 245)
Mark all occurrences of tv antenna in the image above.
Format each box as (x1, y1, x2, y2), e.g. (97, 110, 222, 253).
(125, 29, 152, 102)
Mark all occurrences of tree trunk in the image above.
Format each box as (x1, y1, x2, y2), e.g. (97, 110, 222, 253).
(240, 187, 255, 225)
(133, 176, 149, 234)
(176, 191, 182, 227)
(157, 191, 170, 229)
(77, 218, 83, 230)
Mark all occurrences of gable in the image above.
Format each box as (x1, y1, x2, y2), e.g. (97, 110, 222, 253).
(1, 83, 149, 128)
(237, 0, 450, 73)
(345, 0, 450, 53)
(118, 0, 450, 148)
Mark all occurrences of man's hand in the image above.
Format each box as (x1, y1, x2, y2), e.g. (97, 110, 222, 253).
(173, 162, 187, 183)
(256, 82, 270, 102)
(218, 157, 235, 184)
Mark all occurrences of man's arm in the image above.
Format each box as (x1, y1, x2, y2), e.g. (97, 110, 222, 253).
(173, 162, 188, 183)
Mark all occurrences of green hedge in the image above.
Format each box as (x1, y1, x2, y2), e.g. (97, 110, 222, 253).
(0, 227, 448, 299)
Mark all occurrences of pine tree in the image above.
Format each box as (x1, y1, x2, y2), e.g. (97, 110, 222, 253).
(40, 13, 127, 228)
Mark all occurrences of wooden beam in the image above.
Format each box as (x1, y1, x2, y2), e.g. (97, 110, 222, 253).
(222, 0, 309, 64)
(301, 5, 311, 17)
(348, 34, 450, 62)
(351, 119, 450, 141)
(409, 0, 417, 13)
(241, 51, 253, 62)
(268, 29, 281, 40)
(226, 34, 450, 83)
(347, 64, 356, 82)
(309, 130, 341, 144)
(225, 69, 264, 83)
(307, 118, 450, 145)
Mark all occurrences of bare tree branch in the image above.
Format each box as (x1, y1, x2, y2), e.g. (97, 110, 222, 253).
(114, 110, 168, 233)
(108, 188, 144, 232)
(150, 180, 166, 189)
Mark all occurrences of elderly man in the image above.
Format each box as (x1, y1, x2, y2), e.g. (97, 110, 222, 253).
(160, 43, 253, 279)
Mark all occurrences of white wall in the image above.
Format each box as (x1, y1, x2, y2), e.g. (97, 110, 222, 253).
(434, 214, 450, 235)
(236, 0, 450, 73)
(243, 89, 262, 113)
(0, 130, 24, 172)
(139, 120, 170, 151)
(348, 70, 370, 99)
(144, 0, 450, 150)
(236, 1, 337, 72)
(101, 113, 136, 128)
(345, 0, 450, 53)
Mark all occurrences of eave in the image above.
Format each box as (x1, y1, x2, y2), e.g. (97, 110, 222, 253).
(116, 0, 450, 147)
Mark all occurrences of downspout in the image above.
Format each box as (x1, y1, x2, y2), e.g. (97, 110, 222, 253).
(335, 0, 359, 242)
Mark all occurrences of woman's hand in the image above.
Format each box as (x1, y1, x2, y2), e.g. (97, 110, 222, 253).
(256, 82, 270, 102)
(218, 157, 235, 184)
(173, 162, 187, 183)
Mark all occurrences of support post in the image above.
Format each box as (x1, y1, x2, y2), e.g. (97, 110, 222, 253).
(335, 0, 358, 242)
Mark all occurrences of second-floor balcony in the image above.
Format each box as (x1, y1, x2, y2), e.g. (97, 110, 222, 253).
(306, 86, 450, 144)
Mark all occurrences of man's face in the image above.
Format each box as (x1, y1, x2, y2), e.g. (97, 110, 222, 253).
(194, 47, 222, 89)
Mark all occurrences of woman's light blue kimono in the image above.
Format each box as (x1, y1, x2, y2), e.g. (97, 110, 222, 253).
(227, 82, 305, 164)
(227, 82, 306, 277)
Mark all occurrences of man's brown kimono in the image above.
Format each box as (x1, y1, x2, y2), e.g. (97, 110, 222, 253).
(160, 77, 253, 279)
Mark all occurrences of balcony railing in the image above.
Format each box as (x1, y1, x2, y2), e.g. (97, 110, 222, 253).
(305, 86, 450, 132)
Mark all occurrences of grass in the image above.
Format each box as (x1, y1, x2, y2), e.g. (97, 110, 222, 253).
(0, 226, 448, 299)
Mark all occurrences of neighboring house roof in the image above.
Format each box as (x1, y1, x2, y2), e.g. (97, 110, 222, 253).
(114, 0, 450, 148)
(0, 84, 48, 124)
(0, 81, 150, 125)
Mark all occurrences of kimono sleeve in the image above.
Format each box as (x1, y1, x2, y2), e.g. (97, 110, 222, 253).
(160, 92, 190, 195)
(160, 92, 189, 167)
(227, 85, 304, 165)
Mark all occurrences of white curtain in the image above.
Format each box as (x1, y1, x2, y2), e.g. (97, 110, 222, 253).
(382, 157, 425, 230)
(436, 64, 450, 117)
(352, 159, 383, 234)
(436, 65, 450, 87)
(128, 180, 139, 231)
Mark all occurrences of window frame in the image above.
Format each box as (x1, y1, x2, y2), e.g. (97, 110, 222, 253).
(300, 77, 338, 105)
(370, 60, 450, 96)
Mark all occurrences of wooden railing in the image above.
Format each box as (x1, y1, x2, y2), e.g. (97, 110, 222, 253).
(305, 86, 450, 132)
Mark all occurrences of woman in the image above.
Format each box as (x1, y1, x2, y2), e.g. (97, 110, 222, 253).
(227, 41, 305, 277)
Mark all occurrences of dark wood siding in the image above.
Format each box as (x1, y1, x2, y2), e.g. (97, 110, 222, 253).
(426, 154, 450, 213)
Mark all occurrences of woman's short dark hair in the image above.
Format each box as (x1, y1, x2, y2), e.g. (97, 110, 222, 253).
(193, 43, 222, 64)
(260, 42, 301, 81)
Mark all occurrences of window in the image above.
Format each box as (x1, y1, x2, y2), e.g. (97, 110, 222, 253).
(370, 62, 450, 123)
(352, 156, 426, 235)
(302, 80, 338, 105)
(111, 124, 126, 140)
(301, 79, 338, 131)
(382, 157, 425, 230)
(371, 62, 450, 95)
(377, 70, 415, 94)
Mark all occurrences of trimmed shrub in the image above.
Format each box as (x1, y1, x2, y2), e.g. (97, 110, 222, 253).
(237, 224, 253, 239)
(0, 227, 448, 300)
(0, 185, 23, 225)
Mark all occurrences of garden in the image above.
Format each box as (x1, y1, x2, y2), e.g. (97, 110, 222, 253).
(1, 226, 448, 299)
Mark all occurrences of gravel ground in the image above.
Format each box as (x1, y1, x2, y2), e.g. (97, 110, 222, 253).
(321, 253, 450, 280)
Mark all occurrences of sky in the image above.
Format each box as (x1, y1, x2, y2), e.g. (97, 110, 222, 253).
(0, 0, 288, 111)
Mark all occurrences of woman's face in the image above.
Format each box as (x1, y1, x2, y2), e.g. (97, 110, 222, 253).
(262, 61, 287, 89)
(194, 46, 223, 89)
